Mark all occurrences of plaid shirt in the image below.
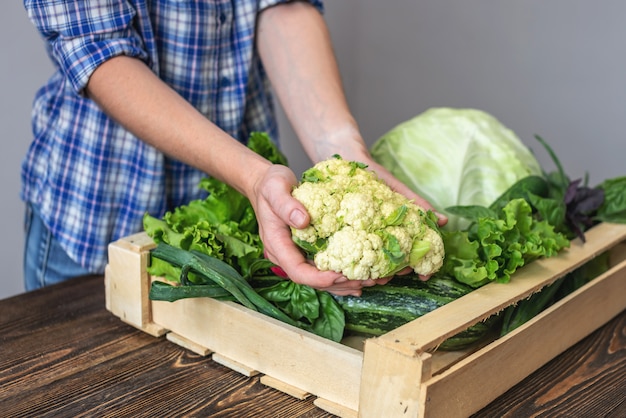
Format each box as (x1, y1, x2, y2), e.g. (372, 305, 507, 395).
(22, 0, 324, 273)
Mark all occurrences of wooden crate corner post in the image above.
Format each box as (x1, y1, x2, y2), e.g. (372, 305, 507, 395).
(358, 336, 433, 418)
(105, 232, 166, 336)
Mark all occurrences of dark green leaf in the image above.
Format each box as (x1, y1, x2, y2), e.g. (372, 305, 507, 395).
(309, 291, 345, 343)
(293, 236, 327, 257)
(445, 205, 496, 222)
(596, 176, 626, 223)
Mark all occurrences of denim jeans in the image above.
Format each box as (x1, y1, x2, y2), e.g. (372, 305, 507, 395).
(23, 204, 91, 291)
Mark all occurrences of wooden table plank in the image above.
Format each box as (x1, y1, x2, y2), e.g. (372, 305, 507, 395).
(472, 310, 626, 417)
(0, 277, 333, 418)
(1, 275, 624, 417)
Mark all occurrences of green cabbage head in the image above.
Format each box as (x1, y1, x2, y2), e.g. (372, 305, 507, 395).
(370, 108, 542, 230)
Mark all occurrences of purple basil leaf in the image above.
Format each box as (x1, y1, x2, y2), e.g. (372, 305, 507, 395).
(564, 179, 581, 205)
(570, 187, 605, 214)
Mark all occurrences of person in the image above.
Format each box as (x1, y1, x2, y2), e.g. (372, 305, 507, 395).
(22, 0, 445, 296)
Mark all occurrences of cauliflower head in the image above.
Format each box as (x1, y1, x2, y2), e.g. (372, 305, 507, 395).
(291, 155, 444, 280)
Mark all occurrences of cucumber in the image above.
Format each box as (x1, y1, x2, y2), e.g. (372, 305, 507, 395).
(334, 276, 498, 350)
(390, 274, 474, 299)
(439, 317, 499, 350)
(333, 285, 452, 336)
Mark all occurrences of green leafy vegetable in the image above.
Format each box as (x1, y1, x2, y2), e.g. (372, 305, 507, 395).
(533, 135, 605, 242)
(256, 280, 345, 342)
(370, 108, 543, 230)
(143, 132, 346, 342)
(142, 121, 625, 349)
(440, 198, 570, 287)
(247, 131, 289, 167)
(366, 110, 621, 344)
(500, 251, 611, 335)
(144, 133, 286, 278)
(595, 176, 626, 223)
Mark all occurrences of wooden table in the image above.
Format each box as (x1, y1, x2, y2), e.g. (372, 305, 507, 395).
(1, 275, 624, 417)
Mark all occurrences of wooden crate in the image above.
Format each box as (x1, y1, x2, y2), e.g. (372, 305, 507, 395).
(105, 222, 626, 418)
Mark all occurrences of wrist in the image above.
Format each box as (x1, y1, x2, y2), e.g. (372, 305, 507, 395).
(332, 126, 371, 162)
(307, 123, 371, 164)
(235, 153, 275, 200)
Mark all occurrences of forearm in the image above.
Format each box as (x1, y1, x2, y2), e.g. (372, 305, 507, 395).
(257, 2, 369, 163)
(84, 55, 270, 198)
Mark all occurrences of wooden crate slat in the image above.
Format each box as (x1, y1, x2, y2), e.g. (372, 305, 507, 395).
(105, 233, 165, 337)
(150, 295, 364, 411)
(260, 375, 311, 400)
(212, 353, 259, 377)
(313, 397, 358, 418)
(420, 257, 626, 417)
(105, 223, 626, 417)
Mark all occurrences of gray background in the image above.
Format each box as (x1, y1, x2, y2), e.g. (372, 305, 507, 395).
(2, 1, 624, 299)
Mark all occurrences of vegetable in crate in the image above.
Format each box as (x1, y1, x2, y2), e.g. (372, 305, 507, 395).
(499, 251, 611, 336)
(370, 107, 543, 231)
(442, 198, 570, 288)
(144, 131, 282, 280)
(595, 176, 626, 224)
(291, 155, 445, 280)
(333, 274, 499, 350)
(143, 132, 346, 342)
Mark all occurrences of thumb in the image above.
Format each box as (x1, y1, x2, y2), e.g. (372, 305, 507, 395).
(288, 205, 309, 229)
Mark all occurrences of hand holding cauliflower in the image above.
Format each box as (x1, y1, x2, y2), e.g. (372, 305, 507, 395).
(291, 155, 444, 280)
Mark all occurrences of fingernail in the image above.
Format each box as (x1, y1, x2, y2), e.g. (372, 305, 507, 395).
(290, 209, 306, 227)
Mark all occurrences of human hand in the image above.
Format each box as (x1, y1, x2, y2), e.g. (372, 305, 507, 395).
(250, 164, 391, 296)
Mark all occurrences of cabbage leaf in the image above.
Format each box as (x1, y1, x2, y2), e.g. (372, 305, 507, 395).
(370, 108, 542, 230)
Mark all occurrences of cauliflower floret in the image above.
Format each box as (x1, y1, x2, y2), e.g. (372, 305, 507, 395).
(399, 205, 427, 237)
(384, 226, 415, 256)
(291, 225, 318, 244)
(314, 227, 388, 280)
(337, 192, 383, 231)
(411, 227, 445, 276)
(291, 155, 444, 280)
(292, 181, 341, 240)
(319, 157, 379, 192)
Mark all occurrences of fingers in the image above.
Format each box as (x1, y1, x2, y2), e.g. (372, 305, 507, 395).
(265, 249, 384, 297)
(308, 276, 388, 297)
(252, 163, 402, 296)
(433, 212, 448, 227)
(394, 266, 413, 276)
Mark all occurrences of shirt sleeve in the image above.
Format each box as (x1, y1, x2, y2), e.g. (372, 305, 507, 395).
(24, 0, 150, 94)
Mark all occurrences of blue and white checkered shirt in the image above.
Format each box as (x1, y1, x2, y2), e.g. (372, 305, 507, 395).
(22, 0, 324, 273)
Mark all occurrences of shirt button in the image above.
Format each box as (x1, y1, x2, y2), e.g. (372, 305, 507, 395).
(220, 76, 231, 87)
(219, 13, 227, 24)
